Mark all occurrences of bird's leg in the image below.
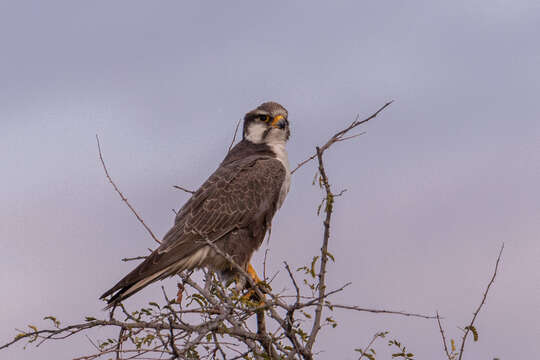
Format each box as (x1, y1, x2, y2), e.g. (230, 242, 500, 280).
(176, 283, 184, 304)
(247, 263, 262, 284)
(241, 263, 271, 303)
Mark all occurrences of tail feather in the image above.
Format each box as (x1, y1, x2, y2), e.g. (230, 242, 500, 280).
(101, 267, 171, 309)
(100, 246, 213, 309)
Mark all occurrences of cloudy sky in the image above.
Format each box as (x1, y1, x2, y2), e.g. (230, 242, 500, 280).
(1, 1, 538, 359)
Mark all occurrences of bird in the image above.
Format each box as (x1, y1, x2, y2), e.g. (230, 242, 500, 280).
(100, 101, 291, 309)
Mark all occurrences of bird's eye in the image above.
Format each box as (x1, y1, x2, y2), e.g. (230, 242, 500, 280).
(260, 115, 269, 122)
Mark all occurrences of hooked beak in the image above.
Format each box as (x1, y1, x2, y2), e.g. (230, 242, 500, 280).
(271, 115, 287, 129)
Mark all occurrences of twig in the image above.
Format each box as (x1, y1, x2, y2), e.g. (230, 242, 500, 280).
(212, 333, 228, 360)
(84, 335, 100, 352)
(290, 101, 393, 174)
(357, 331, 385, 360)
(263, 248, 270, 282)
(228, 117, 242, 153)
(306, 147, 333, 352)
(457, 243, 504, 360)
(121, 256, 148, 262)
(436, 312, 452, 360)
(296, 282, 351, 310)
(167, 317, 180, 359)
(328, 304, 437, 320)
(337, 131, 366, 142)
(172, 185, 195, 194)
(115, 327, 125, 360)
(96, 135, 161, 245)
(284, 262, 301, 306)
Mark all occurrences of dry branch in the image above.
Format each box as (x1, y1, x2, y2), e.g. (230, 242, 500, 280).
(291, 101, 393, 174)
(436, 312, 452, 360)
(172, 185, 195, 194)
(228, 117, 242, 153)
(457, 243, 504, 360)
(96, 135, 161, 245)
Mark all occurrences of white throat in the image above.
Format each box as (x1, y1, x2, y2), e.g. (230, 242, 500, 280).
(245, 123, 267, 144)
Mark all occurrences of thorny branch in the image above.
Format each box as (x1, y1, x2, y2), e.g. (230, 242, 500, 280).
(3, 103, 503, 360)
(436, 312, 452, 360)
(305, 147, 332, 352)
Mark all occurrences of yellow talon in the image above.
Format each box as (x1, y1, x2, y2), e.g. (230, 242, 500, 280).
(240, 263, 268, 304)
(247, 263, 262, 284)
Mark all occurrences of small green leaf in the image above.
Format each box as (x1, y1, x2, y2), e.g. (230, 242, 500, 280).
(85, 316, 97, 322)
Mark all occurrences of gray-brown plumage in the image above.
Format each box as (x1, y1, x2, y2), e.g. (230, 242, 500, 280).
(101, 102, 291, 308)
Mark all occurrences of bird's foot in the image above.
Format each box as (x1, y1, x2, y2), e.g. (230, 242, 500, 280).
(240, 263, 272, 304)
(176, 283, 184, 304)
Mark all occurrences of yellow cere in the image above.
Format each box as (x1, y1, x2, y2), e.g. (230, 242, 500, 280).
(271, 115, 284, 127)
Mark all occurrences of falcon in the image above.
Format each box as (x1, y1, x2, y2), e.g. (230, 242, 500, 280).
(100, 102, 291, 308)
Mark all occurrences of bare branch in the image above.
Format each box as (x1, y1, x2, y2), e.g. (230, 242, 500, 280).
(357, 331, 386, 360)
(457, 243, 504, 360)
(328, 304, 437, 320)
(436, 312, 452, 360)
(167, 317, 180, 359)
(115, 327, 125, 360)
(291, 101, 393, 174)
(172, 185, 195, 194)
(284, 262, 301, 306)
(228, 117, 242, 153)
(336, 131, 366, 142)
(121, 256, 148, 262)
(306, 147, 333, 352)
(96, 135, 161, 245)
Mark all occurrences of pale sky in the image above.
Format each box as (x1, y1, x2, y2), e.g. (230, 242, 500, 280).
(1, 1, 539, 359)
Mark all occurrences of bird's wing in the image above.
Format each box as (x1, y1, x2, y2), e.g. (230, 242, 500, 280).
(101, 156, 286, 302)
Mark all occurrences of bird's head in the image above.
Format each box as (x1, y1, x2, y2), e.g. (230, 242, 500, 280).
(243, 102, 290, 145)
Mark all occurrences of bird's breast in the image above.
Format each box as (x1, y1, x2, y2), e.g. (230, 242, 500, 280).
(269, 142, 291, 209)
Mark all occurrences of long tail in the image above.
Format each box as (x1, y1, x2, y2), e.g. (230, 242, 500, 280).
(100, 267, 170, 310)
(100, 246, 211, 309)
